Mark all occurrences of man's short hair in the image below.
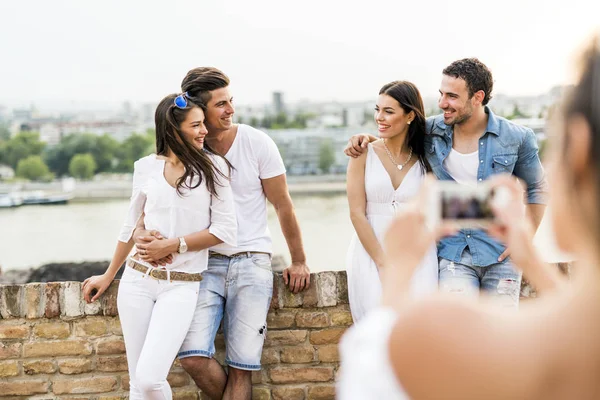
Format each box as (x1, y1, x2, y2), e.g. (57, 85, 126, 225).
(443, 58, 493, 105)
(181, 67, 230, 105)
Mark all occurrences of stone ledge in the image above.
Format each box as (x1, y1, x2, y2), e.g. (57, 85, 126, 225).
(0, 272, 348, 320)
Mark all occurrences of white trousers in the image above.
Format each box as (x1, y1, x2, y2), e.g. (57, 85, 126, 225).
(117, 267, 199, 400)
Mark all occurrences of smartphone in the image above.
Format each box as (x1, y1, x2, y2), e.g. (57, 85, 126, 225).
(427, 181, 509, 228)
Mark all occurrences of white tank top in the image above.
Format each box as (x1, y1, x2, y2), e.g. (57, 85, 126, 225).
(443, 148, 479, 187)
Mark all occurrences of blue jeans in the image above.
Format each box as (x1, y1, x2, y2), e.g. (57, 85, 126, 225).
(438, 251, 522, 309)
(177, 252, 273, 370)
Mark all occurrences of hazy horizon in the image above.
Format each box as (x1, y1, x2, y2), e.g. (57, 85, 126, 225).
(1, 0, 598, 112)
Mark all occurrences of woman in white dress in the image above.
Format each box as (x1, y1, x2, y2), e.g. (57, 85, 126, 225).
(346, 81, 438, 322)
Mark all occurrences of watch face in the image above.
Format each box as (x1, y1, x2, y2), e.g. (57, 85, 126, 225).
(179, 237, 187, 253)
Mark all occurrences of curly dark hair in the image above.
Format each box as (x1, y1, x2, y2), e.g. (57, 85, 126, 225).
(443, 58, 494, 105)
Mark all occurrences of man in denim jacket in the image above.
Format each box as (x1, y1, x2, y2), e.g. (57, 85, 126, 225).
(427, 58, 547, 308)
(345, 58, 547, 308)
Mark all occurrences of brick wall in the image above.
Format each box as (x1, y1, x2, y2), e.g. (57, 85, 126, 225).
(0, 272, 349, 399)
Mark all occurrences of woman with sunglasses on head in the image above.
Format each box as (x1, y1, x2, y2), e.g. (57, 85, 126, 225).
(82, 93, 236, 400)
(339, 36, 600, 400)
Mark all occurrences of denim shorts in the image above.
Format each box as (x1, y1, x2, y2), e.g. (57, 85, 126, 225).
(438, 250, 522, 310)
(177, 252, 273, 371)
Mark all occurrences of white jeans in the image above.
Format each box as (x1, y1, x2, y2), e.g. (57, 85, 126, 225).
(117, 267, 199, 400)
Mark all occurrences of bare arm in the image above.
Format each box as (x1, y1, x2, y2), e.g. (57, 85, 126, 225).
(526, 203, 545, 231)
(389, 301, 538, 400)
(347, 149, 386, 269)
(262, 173, 310, 293)
(344, 133, 379, 157)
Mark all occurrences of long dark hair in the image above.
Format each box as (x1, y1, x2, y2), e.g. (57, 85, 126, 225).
(154, 94, 229, 196)
(563, 37, 600, 241)
(379, 81, 431, 172)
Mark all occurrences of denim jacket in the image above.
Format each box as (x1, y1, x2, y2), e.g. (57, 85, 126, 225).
(425, 106, 548, 267)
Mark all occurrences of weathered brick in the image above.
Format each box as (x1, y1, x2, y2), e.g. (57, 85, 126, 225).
(308, 384, 336, 400)
(33, 321, 70, 339)
(264, 330, 307, 347)
(73, 317, 108, 336)
(336, 271, 349, 304)
(0, 324, 30, 339)
(0, 285, 24, 318)
(330, 310, 353, 326)
(269, 367, 334, 383)
(44, 282, 61, 318)
(0, 360, 19, 377)
(97, 355, 128, 372)
(317, 272, 337, 307)
(0, 342, 21, 359)
(23, 360, 56, 374)
(0, 380, 48, 395)
(24, 340, 92, 357)
(102, 280, 120, 316)
(252, 387, 271, 400)
(173, 391, 199, 400)
(121, 374, 130, 391)
(58, 359, 93, 374)
(25, 283, 44, 319)
(98, 397, 127, 400)
(108, 317, 122, 334)
(296, 311, 330, 328)
(267, 310, 296, 329)
(317, 345, 339, 363)
(281, 346, 315, 363)
(270, 274, 282, 310)
(282, 287, 304, 308)
(167, 371, 191, 387)
(52, 377, 118, 394)
(97, 337, 126, 354)
(60, 281, 84, 317)
(84, 297, 102, 315)
(309, 328, 346, 345)
(302, 275, 319, 307)
(272, 386, 306, 400)
(260, 347, 280, 365)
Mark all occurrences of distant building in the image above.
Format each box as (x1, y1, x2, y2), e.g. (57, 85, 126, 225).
(273, 92, 285, 115)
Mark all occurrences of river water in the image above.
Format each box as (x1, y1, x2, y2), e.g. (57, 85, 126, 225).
(0, 195, 570, 273)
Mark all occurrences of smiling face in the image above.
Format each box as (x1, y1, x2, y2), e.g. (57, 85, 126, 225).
(438, 75, 476, 126)
(203, 87, 235, 134)
(374, 94, 413, 139)
(179, 106, 208, 150)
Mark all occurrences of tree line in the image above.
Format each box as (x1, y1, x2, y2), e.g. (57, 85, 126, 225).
(0, 129, 155, 181)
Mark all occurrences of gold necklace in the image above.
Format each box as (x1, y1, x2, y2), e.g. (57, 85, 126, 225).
(383, 139, 413, 171)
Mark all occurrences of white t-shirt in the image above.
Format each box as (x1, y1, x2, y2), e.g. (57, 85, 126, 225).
(443, 148, 479, 187)
(210, 124, 286, 256)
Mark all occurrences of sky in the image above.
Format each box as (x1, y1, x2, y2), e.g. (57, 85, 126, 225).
(0, 0, 599, 111)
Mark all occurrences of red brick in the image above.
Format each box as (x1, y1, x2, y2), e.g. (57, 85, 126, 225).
(0, 342, 21, 359)
(0, 324, 30, 339)
(44, 282, 61, 318)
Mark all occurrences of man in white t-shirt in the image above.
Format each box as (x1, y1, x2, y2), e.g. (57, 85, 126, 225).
(134, 67, 311, 400)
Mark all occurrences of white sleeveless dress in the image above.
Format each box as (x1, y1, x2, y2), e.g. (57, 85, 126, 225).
(346, 143, 438, 322)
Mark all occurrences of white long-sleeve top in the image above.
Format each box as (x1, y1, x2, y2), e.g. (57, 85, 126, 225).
(117, 154, 237, 274)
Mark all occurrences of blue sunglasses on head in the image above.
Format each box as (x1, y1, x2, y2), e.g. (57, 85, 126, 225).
(174, 92, 190, 109)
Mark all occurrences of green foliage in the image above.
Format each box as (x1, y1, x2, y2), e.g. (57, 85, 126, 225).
(16, 155, 52, 181)
(113, 133, 154, 172)
(0, 122, 10, 141)
(45, 133, 121, 176)
(259, 112, 316, 129)
(0, 131, 46, 169)
(318, 140, 336, 173)
(69, 153, 97, 180)
(506, 104, 529, 120)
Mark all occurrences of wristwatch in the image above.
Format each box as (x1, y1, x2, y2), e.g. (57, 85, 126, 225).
(177, 237, 188, 254)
